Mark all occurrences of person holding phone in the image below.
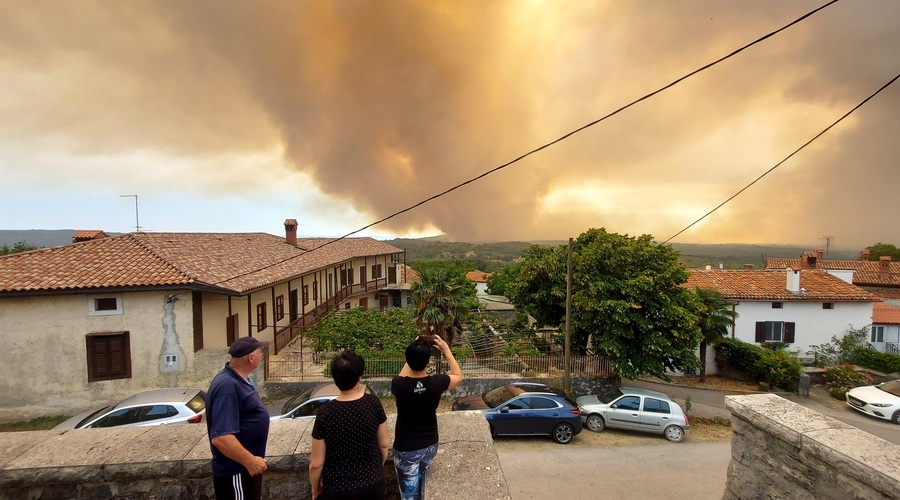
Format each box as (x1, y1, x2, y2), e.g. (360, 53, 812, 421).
(391, 335, 464, 500)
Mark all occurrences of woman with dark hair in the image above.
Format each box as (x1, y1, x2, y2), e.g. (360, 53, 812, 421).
(309, 351, 390, 500)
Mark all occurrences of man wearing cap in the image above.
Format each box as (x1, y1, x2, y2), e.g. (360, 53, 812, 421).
(207, 336, 270, 500)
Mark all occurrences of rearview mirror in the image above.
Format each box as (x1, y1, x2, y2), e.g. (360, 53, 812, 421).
(500, 406, 509, 413)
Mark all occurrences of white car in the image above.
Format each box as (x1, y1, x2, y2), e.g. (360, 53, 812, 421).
(270, 383, 373, 420)
(846, 380, 900, 425)
(53, 388, 206, 430)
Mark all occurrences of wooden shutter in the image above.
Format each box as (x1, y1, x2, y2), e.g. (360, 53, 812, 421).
(388, 266, 397, 284)
(86, 332, 131, 382)
(755, 322, 765, 343)
(192, 291, 204, 352)
(783, 322, 796, 344)
(227, 314, 238, 345)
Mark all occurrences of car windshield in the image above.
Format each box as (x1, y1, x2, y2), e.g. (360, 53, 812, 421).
(483, 386, 523, 408)
(282, 388, 314, 415)
(76, 405, 114, 428)
(597, 388, 624, 404)
(878, 380, 900, 397)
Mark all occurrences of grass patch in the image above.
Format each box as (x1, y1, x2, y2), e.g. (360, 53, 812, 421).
(0, 415, 69, 432)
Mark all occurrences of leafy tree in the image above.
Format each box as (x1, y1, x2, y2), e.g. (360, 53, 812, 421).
(306, 307, 419, 356)
(865, 242, 900, 261)
(506, 228, 703, 380)
(0, 241, 39, 256)
(411, 267, 475, 348)
(693, 288, 738, 383)
(485, 261, 523, 296)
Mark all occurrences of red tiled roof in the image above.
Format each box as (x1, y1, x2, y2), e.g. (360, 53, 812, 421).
(766, 258, 900, 287)
(0, 232, 404, 295)
(873, 303, 900, 324)
(466, 270, 491, 283)
(685, 269, 875, 301)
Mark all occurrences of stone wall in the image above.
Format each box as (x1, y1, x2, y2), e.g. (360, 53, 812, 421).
(0, 412, 510, 500)
(724, 394, 899, 500)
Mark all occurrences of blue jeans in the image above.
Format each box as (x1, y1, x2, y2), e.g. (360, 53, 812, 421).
(393, 443, 438, 500)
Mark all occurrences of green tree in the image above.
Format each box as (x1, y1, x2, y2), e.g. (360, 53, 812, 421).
(865, 242, 900, 261)
(0, 241, 39, 256)
(306, 308, 419, 356)
(411, 267, 474, 348)
(506, 228, 703, 380)
(485, 261, 523, 296)
(693, 288, 738, 383)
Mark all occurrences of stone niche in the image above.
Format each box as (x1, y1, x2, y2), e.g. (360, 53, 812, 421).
(724, 393, 899, 500)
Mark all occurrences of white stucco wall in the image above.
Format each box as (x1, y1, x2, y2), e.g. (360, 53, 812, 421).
(732, 300, 874, 357)
(0, 291, 200, 409)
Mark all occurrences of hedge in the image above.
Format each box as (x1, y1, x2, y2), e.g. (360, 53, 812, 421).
(854, 349, 900, 375)
(717, 337, 802, 389)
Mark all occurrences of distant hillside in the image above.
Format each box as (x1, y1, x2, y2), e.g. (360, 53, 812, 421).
(0, 230, 81, 249)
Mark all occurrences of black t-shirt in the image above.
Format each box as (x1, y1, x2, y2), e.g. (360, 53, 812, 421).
(311, 393, 387, 493)
(391, 374, 451, 452)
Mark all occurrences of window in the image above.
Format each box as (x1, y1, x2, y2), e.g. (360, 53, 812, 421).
(344, 302, 351, 310)
(92, 407, 141, 428)
(303, 285, 309, 306)
(614, 396, 640, 411)
(294, 399, 332, 418)
(88, 295, 123, 316)
(529, 397, 559, 410)
(872, 326, 885, 343)
(226, 314, 239, 346)
(643, 398, 671, 414)
(256, 303, 267, 331)
(143, 405, 178, 422)
(86, 331, 132, 382)
(371, 264, 383, 279)
(755, 321, 795, 343)
(340, 269, 348, 287)
(348, 268, 354, 285)
(771, 302, 783, 309)
(503, 398, 530, 410)
(822, 302, 834, 310)
(276, 295, 285, 321)
(360, 265, 367, 283)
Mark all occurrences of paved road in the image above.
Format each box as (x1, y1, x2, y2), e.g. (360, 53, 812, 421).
(496, 439, 730, 500)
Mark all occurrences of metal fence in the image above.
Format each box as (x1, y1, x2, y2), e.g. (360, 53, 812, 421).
(265, 352, 613, 381)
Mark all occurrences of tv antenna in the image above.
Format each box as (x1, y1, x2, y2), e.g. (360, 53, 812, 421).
(819, 235, 834, 258)
(120, 194, 141, 232)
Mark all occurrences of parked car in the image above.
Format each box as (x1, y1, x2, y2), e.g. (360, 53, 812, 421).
(846, 380, 900, 424)
(452, 383, 581, 444)
(576, 387, 690, 442)
(53, 388, 207, 430)
(451, 382, 565, 411)
(270, 383, 373, 420)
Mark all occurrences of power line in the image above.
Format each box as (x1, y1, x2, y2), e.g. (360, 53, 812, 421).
(661, 72, 900, 245)
(193, 0, 840, 290)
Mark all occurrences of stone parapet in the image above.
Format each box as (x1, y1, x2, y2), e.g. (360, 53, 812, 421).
(724, 394, 899, 500)
(0, 412, 510, 499)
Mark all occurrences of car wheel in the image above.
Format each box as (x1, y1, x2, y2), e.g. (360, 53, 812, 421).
(489, 423, 497, 438)
(586, 414, 605, 432)
(664, 425, 685, 443)
(552, 423, 575, 444)
(892, 410, 900, 425)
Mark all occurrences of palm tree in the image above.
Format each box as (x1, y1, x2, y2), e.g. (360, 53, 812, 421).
(694, 287, 738, 383)
(411, 268, 470, 348)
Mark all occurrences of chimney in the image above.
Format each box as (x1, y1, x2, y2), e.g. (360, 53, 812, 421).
(878, 256, 891, 275)
(72, 230, 109, 243)
(860, 249, 870, 261)
(743, 264, 753, 270)
(786, 268, 801, 293)
(816, 249, 824, 259)
(284, 219, 298, 246)
(801, 251, 817, 269)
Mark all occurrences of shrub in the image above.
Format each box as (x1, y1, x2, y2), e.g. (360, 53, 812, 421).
(853, 349, 900, 375)
(823, 364, 874, 399)
(754, 349, 802, 390)
(806, 327, 868, 367)
(717, 337, 765, 376)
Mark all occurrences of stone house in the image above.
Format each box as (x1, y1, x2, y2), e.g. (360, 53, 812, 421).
(0, 219, 410, 407)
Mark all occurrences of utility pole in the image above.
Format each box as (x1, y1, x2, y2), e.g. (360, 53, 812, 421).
(564, 237, 572, 394)
(819, 236, 834, 258)
(120, 194, 141, 232)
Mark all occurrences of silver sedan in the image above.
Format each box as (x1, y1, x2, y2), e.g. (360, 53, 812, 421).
(576, 387, 690, 442)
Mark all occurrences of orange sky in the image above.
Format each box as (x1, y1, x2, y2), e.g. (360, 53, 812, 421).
(0, 1, 897, 249)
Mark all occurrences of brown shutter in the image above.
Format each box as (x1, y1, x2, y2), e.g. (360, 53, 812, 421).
(755, 322, 765, 343)
(783, 322, 795, 344)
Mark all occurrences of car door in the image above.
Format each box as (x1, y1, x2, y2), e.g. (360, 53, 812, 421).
(606, 395, 641, 430)
(638, 397, 672, 433)
(527, 396, 564, 435)
(489, 396, 532, 435)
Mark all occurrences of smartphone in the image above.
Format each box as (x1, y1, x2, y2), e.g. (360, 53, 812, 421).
(419, 335, 435, 345)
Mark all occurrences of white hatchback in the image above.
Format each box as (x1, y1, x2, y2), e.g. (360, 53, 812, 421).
(846, 380, 900, 425)
(576, 387, 690, 442)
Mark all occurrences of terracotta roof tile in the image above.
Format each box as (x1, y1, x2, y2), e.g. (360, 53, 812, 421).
(0, 232, 404, 295)
(873, 303, 900, 324)
(685, 269, 875, 301)
(766, 258, 900, 286)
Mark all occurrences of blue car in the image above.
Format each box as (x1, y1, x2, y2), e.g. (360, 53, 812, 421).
(453, 384, 582, 444)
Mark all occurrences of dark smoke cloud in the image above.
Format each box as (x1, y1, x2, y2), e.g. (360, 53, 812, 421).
(0, 0, 897, 247)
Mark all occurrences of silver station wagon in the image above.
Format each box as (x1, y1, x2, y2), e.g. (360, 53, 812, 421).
(576, 387, 690, 442)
